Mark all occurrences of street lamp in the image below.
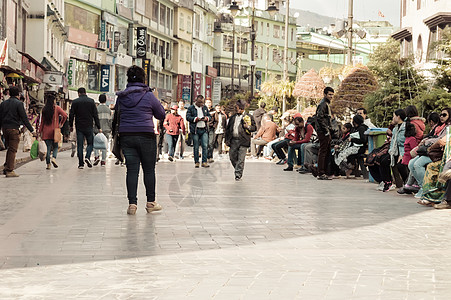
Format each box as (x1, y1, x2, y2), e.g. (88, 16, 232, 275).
(229, 1, 240, 97)
(282, 0, 290, 113)
(266, 2, 278, 17)
(213, 22, 223, 36)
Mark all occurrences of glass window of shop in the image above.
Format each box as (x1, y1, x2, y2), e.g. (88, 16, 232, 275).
(115, 66, 127, 91)
(65, 4, 100, 34)
(160, 5, 166, 27)
(75, 60, 88, 88)
(237, 37, 248, 54)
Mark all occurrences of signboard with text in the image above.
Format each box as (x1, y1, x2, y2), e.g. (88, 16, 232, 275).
(136, 27, 147, 58)
(142, 59, 150, 85)
(67, 59, 76, 87)
(193, 72, 202, 100)
(205, 76, 212, 101)
(100, 65, 110, 92)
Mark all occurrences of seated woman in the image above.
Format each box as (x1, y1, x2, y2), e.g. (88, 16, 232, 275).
(272, 115, 298, 164)
(397, 122, 419, 194)
(331, 123, 352, 177)
(409, 109, 450, 198)
(334, 115, 368, 179)
(283, 116, 314, 171)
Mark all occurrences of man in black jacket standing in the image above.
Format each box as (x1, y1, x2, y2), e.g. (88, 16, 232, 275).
(69, 87, 101, 169)
(225, 99, 256, 181)
(0, 86, 36, 177)
(315, 87, 334, 180)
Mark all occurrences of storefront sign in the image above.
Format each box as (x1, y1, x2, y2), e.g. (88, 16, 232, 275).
(212, 79, 221, 104)
(205, 76, 212, 101)
(136, 27, 147, 58)
(44, 72, 63, 85)
(177, 75, 191, 102)
(100, 65, 110, 92)
(0, 39, 8, 66)
(193, 72, 202, 100)
(67, 58, 76, 87)
(206, 66, 217, 78)
(87, 64, 99, 91)
(100, 20, 106, 42)
(102, 11, 117, 26)
(142, 59, 150, 85)
(114, 31, 121, 52)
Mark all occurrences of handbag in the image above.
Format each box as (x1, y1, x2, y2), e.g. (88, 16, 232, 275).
(111, 105, 124, 162)
(53, 107, 62, 143)
(185, 133, 193, 147)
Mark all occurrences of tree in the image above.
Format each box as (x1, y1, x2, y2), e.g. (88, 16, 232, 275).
(431, 26, 451, 91)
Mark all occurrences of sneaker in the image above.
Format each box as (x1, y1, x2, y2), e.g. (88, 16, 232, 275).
(208, 158, 214, 163)
(297, 167, 309, 174)
(85, 158, 93, 168)
(201, 162, 210, 168)
(317, 174, 332, 180)
(168, 156, 173, 162)
(115, 159, 120, 165)
(382, 181, 392, 192)
(101, 161, 106, 166)
(93, 156, 100, 166)
(283, 166, 293, 171)
(78, 165, 84, 169)
(397, 187, 406, 194)
(276, 159, 286, 165)
(5, 171, 19, 177)
(145, 202, 162, 213)
(433, 201, 451, 209)
(414, 189, 423, 199)
(195, 163, 200, 168)
(51, 157, 58, 168)
(46, 164, 51, 170)
(235, 176, 242, 181)
(377, 182, 385, 191)
(127, 204, 137, 215)
(404, 184, 420, 193)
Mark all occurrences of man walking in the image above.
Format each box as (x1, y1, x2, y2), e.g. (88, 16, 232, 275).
(94, 94, 112, 166)
(186, 95, 211, 168)
(315, 87, 334, 180)
(69, 87, 102, 169)
(225, 99, 256, 181)
(205, 98, 216, 163)
(0, 86, 36, 177)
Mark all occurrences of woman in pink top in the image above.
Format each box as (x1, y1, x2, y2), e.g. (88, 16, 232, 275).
(39, 93, 68, 169)
(402, 122, 418, 165)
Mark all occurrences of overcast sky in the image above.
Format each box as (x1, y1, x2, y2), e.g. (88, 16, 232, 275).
(290, 0, 400, 27)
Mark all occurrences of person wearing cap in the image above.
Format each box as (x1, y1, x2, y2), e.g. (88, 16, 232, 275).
(163, 104, 186, 161)
(283, 115, 314, 171)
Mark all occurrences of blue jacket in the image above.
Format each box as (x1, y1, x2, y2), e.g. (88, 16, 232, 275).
(186, 104, 211, 134)
(115, 82, 165, 133)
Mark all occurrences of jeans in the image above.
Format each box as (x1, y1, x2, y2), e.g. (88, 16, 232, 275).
(44, 139, 58, 164)
(317, 132, 331, 176)
(408, 155, 432, 187)
(272, 139, 289, 159)
(287, 143, 305, 167)
(76, 128, 94, 167)
(165, 133, 179, 157)
(263, 138, 280, 157)
(193, 128, 208, 163)
(207, 128, 215, 159)
(120, 135, 157, 204)
(2, 129, 20, 172)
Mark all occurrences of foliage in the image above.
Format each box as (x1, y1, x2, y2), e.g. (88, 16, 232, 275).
(430, 26, 451, 91)
(293, 69, 325, 105)
(331, 66, 378, 118)
(412, 88, 451, 118)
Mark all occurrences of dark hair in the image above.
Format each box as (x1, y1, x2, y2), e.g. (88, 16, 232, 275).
(405, 122, 417, 138)
(42, 93, 56, 125)
(343, 123, 353, 131)
(324, 87, 334, 95)
(428, 112, 440, 124)
(394, 108, 407, 121)
(9, 86, 20, 97)
(357, 107, 367, 115)
(260, 102, 266, 109)
(405, 105, 419, 118)
(236, 99, 246, 110)
(306, 116, 315, 124)
(99, 94, 107, 103)
(353, 114, 364, 126)
(441, 108, 451, 125)
(77, 87, 86, 94)
(294, 116, 304, 124)
(127, 65, 146, 83)
(196, 95, 204, 101)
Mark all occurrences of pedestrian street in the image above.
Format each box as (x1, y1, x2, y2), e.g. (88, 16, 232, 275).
(1, 151, 451, 299)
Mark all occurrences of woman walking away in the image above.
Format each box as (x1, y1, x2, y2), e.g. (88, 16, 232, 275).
(39, 93, 67, 170)
(114, 65, 166, 215)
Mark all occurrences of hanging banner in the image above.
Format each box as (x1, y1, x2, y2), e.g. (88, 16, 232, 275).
(177, 74, 183, 101)
(142, 59, 150, 85)
(100, 65, 110, 92)
(87, 64, 99, 91)
(192, 72, 202, 100)
(212, 78, 221, 104)
(66, 58, 76, 87)
(182, 75, 192, 103)
(0, 39, 8, 66)
(136, 27, 147, 58)
(205, 76, 212, 101)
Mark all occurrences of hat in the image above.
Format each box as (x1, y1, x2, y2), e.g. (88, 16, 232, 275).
(171, 105, 179, 110)
(293, 113, 302, 119)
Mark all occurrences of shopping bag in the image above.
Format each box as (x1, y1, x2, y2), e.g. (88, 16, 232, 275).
(54, 128, 62, 143)
(94, 133, 108, 149)
(38, 140, 47, 161)
(30, 140, 39, 159)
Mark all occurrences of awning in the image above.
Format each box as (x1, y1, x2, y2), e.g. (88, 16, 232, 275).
(391, 27, 413, 41)
(424, 12, 451, 29)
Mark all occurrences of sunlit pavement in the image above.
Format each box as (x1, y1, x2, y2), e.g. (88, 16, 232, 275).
(1, 151, 451, 299)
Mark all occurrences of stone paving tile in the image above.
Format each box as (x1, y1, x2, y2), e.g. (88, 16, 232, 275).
(2, 152, 451, 298)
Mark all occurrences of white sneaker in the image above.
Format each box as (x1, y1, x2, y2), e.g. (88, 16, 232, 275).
(389, 184, 396, 191)
(376, 182, 384, 191)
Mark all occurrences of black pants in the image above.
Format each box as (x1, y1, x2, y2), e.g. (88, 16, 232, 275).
(379, 153, 408, 187)
(317, 132, 331, 176)
(272, 139, 289, 159)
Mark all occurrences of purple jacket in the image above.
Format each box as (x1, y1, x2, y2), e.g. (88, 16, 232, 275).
(116, 82, 165, 133)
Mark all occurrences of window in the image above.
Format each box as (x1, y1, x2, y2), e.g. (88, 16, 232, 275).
(159, 40, 165, 58)
(145, 0, 152, 18)
(253, 21, 258, 33)
(187, 16, 192, 33)
(417, 0, 421, 10)
(152, 0, 158, 22)
(166, 75, 172, 90)
(166, 42, 171, 59)
(65, 3, 99, 34)
(180, 44, 184, 61)
(282, 26, 285, 39)
(179, 13, 184, 31)
(273, 25, 280, 38)
(186, 46, 191, 62)
(194, 13, 200, 38)
(267, 23, 269, 37)
(260, 22, 263, 35)
(273, 48, 280, 61)
(402, 0, 406, 16)
(237, 37, 248, 54)
(291, 28, 294, 41)
(158, 73, 164, 88)
(223, 35, 233, 52)
(151, 36, 157, 55)
(160, 5, 166, 26)
(151, 70, 157, 87)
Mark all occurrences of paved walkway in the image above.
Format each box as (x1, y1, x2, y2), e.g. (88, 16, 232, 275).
(0, 151, 451, 299)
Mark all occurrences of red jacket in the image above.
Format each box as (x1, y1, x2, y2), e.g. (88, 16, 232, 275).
(163, 113, 186, 136)
(292, 124, 314, 144)
(39, 105, 68, 140)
